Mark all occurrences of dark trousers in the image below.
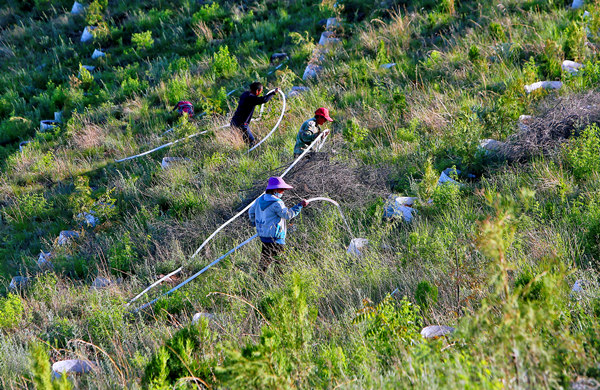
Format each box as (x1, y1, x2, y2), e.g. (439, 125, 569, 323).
(231, 122, 255, 147)
(259, 241, 285, 274)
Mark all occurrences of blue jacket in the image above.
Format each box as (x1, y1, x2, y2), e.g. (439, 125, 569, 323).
(248, 194, 303, 244)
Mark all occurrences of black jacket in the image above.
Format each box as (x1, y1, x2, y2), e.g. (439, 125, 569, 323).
(231, 90, 276, 126)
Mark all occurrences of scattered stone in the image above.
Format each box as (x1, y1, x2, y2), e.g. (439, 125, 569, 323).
(524, 81, 562, 94)
(288, 86, 310, 98)
(71, 1, 84, 15)
(192, 312, 215, 324)
(421, 325, 455, 340)
(9, 276, 30, 291)
(326, 17, 341, 29)
(91, 277, 112, 290)
(77, 211, 98, 227)
(19, 141, 32, 152)
(270, 53, 288, 63)
(380, 63, 396, 69)
(383, 195, 417, 222)
(38, 252, 53, 270)
(80, 26, 95, 43)
(40, 120, 59, 132)
(479, 138, 505, 154)
(161, 157, 191, 169)
(54, 111, 62, 123)
(572, 0, 584, 9)
(303, 63, 323, 80)
(57, 230, 80, 246)
(82, 65, 95, 72)
(584, 10, 591, 18)
(347, 238, 369, 257)
(437, 172, 459, 186)
(562, 60, 584, 75)
(91, 49, 105, 59)
(318, 31, 341, 46)
(442, 167, 461, 177)
(51, 359, 96, 380)
(571, 377, 600, 390)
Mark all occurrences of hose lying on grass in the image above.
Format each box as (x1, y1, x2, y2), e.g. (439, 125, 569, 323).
(132, 197, 351, 312)
(115, 89, 286, 163)
(126, 132, 328, 307)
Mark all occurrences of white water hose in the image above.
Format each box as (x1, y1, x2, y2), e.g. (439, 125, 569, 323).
(306, 197, 354, 237)
(247, 89, 286, 152)
(126, 132, 327, 306)
(115, 89, 285, 163)
(133, 234, 259, 313)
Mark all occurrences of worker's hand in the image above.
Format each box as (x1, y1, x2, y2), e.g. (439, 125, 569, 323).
(274, 87, 280, 94)
(322, 129, 330, 136)
(300, 199, 309, 207)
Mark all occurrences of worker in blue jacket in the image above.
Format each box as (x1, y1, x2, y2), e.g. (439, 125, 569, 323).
(231, 82, 279, 147)
(248, 176, 308, 273)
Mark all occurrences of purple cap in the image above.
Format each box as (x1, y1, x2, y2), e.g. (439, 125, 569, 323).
(266, 176, 293, 190)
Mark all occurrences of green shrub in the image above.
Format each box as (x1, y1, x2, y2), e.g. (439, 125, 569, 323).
(212, 45, 239, 78)
(489, 22, 506, 41)
(164, 77, 188, 104)
(415, 280, 439, 309)
(514, 272, 545, 301)
(468, 45, 481, 63)
(86, 0, 107, 25)
(78, 64, 94, 88)
(563, 21, 586, 62)
(86, 298, 126, 344)
(30, 343, 73, 390)
(376, 40, 390, 65)
(0, 294, 24, 330)
(108, 232, 136, 275)
(432, 179, 461, 209)
(43, 318, 77, 349)
(2, 192, 52, 228)
(121, 76, 148, 97)
(343, 118, 369, 145)
(192, 2, 226, 23)
(0, 116, 32, 143)
(132, 31, 154, 51)
(565, 124, 600, 179)
(30, 273, 58, 304)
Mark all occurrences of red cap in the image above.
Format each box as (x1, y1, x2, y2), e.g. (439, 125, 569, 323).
(315, 107, 333, 122)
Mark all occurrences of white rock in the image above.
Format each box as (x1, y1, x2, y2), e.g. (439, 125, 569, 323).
(19, 141, 32, 152)
(326, 17, 341, 29)
(347, 238, 369, 257)
(562, 60, 584, 75)
(9, 276, 30, 290)
(288, 86, 310, 98)
(572, 0, 584, 9)
(524, 81, 562, 94)
(91, 277, 112, 290)
(80, 26, 95, 43)
(318, 31, 341, 46)
(91, 49, 105, 59)
(192, 312, 215, 324)
(71, 1, 84, 15)
(303, 63, 323, 80)
(82, 65, 95, 72)
(54, 111, 62, 123)
(437, 172, 459, 186)
(383, 195, 418, 222)
(38, 252, 53, 270)
(442, 168, 461, 177)
(421, 325, 455, 339)
(572, 279, 584, 293)
(519, 115, 533, 124)
(479, 138, 505, 153)
(77, 211, 98, 227)
(51, 359, 96, 380)
(161, 157, 191, 169)
(57, 231, 80, 246)
(380, 63, 396, 69)
(40, 120, 59, 132)
(584, 10, 590, 18)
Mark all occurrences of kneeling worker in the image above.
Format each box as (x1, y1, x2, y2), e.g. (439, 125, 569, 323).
(231, 82, 279, 147)
(248, 177, 308, 273)
(293, 107, 333, 158)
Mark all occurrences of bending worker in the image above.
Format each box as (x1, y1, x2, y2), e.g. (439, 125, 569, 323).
(248, 177, 308, 274)
(294, 107, 333, 158)
(231, 82, 279, 147)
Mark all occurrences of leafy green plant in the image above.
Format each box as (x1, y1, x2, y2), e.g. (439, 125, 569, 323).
(108, 232, 135, 275)
(563, 21, 586, 62)
(30, 343, 73, 390)
(415, 280, 439, 310)
(565, 124, 600, 179)
(0, 293, 24, 330)
(343, 118, 369, 144)
(489, 22, 506, 41)
(212, 45, 239, 78)
(2, 192, 52, 229)
(376, 40, 390, 65)
(132, 31, 154, 51)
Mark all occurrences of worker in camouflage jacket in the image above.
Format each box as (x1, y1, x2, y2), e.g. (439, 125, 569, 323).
(293, 107, 333, 158)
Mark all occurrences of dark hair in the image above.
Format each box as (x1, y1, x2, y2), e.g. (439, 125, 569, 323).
(250, 82, 263, 93)
(265, 189, 276, 194)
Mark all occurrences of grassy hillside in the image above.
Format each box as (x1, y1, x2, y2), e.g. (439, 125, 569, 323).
(2, 0, 600, 388)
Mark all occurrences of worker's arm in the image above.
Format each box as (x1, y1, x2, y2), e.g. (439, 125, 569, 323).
(248, 202, 256, 227)
(274, 201, 302, 220)
(299, 120, 321, 144)
(247, 89, 278, 105)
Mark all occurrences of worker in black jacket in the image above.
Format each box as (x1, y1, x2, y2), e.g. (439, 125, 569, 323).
(230, 82, 279, 147)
